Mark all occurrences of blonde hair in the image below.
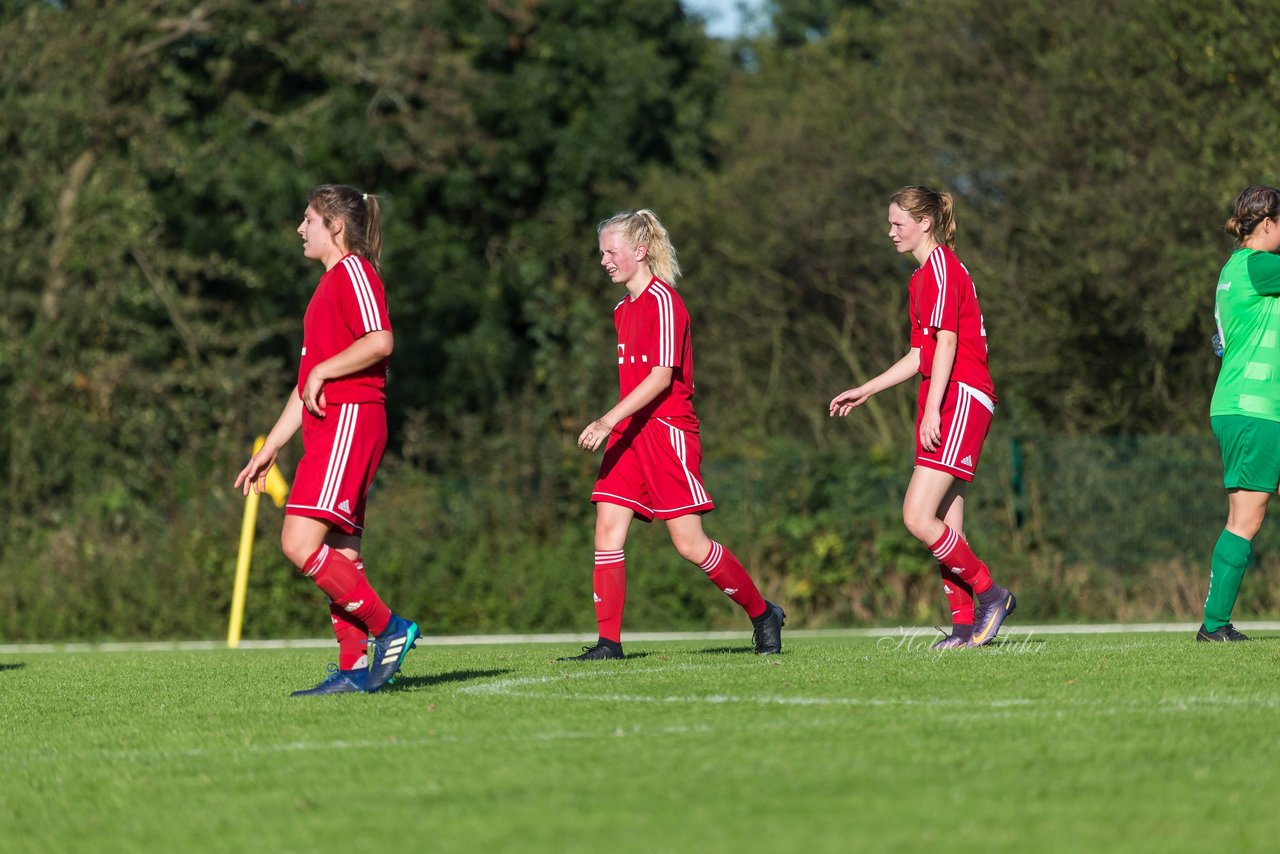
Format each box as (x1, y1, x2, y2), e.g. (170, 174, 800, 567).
(597, 209, 681, 285)
(1225, 186, 1280, 246)
(889, 185, 957, 250)
(308, 184, 383, 273)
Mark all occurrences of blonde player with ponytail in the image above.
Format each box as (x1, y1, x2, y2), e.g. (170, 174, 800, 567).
(236, 184, 420, 694)
(830, 186, 1015, 648)
(560, 209, 785, 660)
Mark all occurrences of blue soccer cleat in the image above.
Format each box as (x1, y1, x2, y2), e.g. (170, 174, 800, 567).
(291, 663, 367, 697)
(970, 587, 1017, 647)
(365, 615, 420, 692)
(930, 627, 971, 650)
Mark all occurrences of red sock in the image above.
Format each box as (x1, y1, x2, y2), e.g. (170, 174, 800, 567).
(698, 541, 767, 619)
(929, 527, 993, 594)
(303, 546, 392, 636)
(593, 550, 626, 643)
(329, 558, 370, 670)
(939, 561, 975, 627)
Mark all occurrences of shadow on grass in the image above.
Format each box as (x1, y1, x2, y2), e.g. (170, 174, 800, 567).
(390, 668, 511, 691)
(545, 650, 654, 661)
(0, 663, 25, 672)
(983, 637, 1048, 648)
(696, 646, 756, 655)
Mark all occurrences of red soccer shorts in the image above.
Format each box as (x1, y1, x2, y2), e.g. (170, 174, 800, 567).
(286, 401, 387, 534)
(591, 417, 715, 521)
(915, 380, 994, 482)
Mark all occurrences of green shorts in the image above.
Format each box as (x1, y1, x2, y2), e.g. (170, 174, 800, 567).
(1212, 415, 1280, 492)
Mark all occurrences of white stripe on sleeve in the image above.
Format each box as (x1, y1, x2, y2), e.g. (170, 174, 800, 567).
(342, 256, 383, 333)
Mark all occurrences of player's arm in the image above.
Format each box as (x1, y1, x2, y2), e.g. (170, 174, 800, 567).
(235, 392, 304, 496)
(1247, 252, 1280, 295)
(829, 349, 921, 416)
(919, 331, 957, 452)
(578, 366, 674, 451)
(300, 330, 394, 417)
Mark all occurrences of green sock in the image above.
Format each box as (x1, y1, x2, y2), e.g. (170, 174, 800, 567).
(1203, 529, 1251, 632)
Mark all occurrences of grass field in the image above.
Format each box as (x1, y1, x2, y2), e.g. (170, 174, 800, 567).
(3, 628, 1278, 853)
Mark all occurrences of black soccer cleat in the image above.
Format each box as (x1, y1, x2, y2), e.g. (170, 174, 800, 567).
(558, 639, 624, 661)
(752, 601, 786, 655)
(1196, 623, 1250, 642)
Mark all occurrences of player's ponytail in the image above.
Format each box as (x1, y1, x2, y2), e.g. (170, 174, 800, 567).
(889, 185, 957, 250)
(1225, 186, 1280, 246)
(597, 209, 682, 285)
(308, 184, 384, 273)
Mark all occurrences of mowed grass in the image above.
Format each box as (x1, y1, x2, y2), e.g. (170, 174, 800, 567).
(2, 630, 1278, 853)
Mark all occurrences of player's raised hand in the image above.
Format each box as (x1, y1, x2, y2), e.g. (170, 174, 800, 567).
(577, 418, 613, 451)
(829, 386, 872, 417)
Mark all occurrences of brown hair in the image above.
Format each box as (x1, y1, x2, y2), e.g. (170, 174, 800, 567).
(889, 185, 957, 250)
(307, 184, 383, 272)
(1225, 186, 1280, 246)
(597, 209, 681, 285)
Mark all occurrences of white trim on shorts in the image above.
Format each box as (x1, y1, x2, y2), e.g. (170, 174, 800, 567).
(664, 421, 711, 507)
(931, 381, 994, 476)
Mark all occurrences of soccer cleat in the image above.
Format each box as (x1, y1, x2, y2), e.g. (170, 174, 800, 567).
(290, 663, 367, 697)
(364, 615, 420, 692)
(752, 601, 786, 655)
(557, 640, 624, 661)
(969, 588, 1017, 647)
(930, 627, 971, 650)
(1196, 623, 1250, 642)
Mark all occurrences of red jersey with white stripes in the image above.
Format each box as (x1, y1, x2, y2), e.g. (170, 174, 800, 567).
(298, 254, 392, 405)
(614, 276, 698, 431)
(909, 245, 996, 400)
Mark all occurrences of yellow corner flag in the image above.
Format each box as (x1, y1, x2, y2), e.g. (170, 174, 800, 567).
(227, 436, 290, 648)
(262, 457, 290, 509)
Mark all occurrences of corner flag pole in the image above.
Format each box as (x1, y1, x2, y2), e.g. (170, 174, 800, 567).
(227, 436, 290, 648)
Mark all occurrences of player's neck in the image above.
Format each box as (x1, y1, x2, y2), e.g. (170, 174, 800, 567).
(320, 247, 351, 271)
(912, 240, 940, 266)
(625, 269, 654, 299)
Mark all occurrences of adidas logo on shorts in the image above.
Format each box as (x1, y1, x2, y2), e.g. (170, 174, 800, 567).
(338, 499, 352, 514)
(960, 455, 973, 466)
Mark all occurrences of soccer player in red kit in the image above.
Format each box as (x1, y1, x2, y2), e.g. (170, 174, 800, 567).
(236, 184, 420, 694)
(559, 209, 785, 660)
(829, 186, 1015, 648)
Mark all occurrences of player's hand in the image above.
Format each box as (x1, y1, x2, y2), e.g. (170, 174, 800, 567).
(577, 418, 614, 451)
(235, 447, 279, 496)
(919, 408, 942, 452)
(301, 370, 327, 418)
(829, 386, 871, 417)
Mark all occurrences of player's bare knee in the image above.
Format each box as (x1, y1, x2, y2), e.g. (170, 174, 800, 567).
(670, 534, 710, 564)
(593, 523, 627, 552)
(901, 510, 936, 545)
(280, 536, 312, 571)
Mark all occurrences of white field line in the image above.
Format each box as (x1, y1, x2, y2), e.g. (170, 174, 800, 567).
(2, 621, 1279, 655)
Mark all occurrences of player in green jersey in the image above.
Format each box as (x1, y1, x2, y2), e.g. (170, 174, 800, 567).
(1201, 185, 1280, 641)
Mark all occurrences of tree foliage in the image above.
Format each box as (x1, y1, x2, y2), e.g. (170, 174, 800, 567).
(3, 0, 1280, 637)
